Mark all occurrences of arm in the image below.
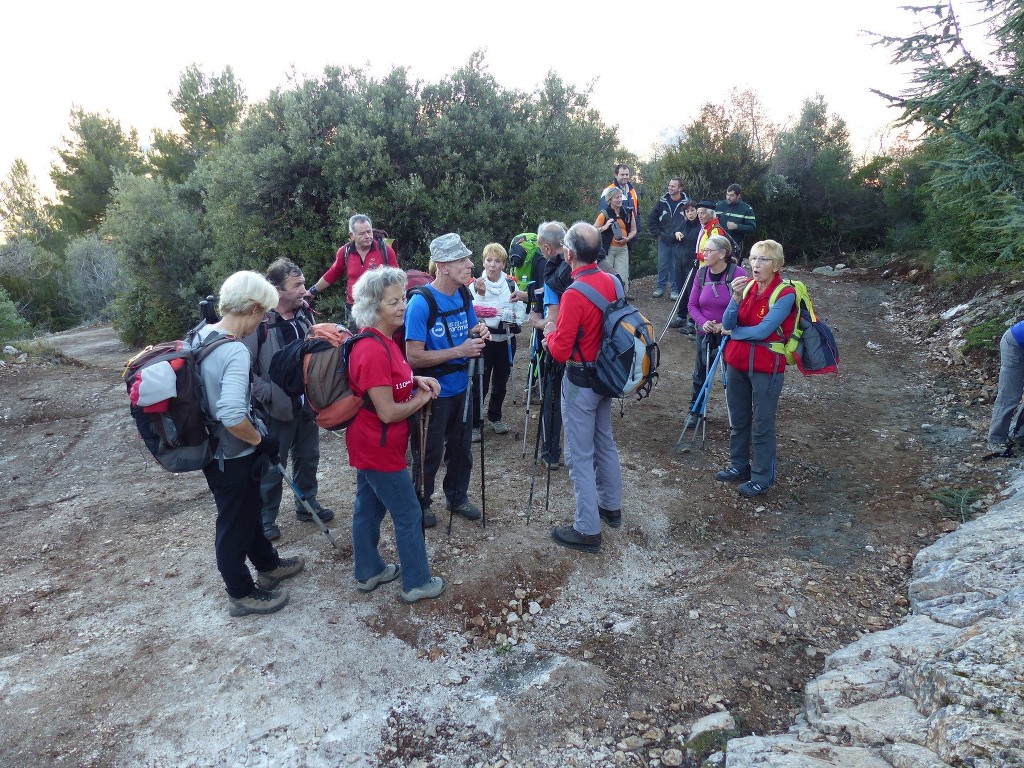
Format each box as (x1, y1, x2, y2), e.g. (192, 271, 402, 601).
(307, 246, 347, 298)
(728, 294, 795, 341)
(626, 213, 638, 242)
(543, 296, 579, 364)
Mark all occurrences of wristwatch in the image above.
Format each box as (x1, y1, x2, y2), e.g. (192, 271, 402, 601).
(308, 285, 320, 298)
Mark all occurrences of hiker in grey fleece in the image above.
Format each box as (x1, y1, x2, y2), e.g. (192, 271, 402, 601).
(197, 270, 305, 617)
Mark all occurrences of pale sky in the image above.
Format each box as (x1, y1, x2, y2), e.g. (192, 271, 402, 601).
(3, 0, 927, 198)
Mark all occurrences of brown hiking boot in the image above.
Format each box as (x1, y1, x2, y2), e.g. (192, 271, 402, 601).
(227, 586, 289, 617)
(256, 555, 305, 590)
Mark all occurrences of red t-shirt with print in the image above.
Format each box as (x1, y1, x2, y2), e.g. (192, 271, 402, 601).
(345, 329, 414, 471)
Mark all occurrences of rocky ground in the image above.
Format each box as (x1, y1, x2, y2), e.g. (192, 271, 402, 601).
(0, 266, 1018, 767)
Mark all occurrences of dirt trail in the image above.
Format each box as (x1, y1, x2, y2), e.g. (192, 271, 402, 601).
(0, 270, 1005, 767)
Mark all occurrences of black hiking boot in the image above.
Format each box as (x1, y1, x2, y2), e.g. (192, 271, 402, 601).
(599, 506, 622, 529)
(551, 525, 601, 554)
(715, 465, 751, 483)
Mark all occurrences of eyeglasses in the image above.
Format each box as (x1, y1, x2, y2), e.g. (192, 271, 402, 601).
(749, 256, 775, 263)
(702, 248, 723, 254)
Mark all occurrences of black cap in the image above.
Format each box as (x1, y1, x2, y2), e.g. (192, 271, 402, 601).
(696, 199, 716, 209)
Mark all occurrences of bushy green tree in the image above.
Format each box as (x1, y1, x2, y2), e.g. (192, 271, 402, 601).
(50, 109, 145, 237)
(1, 159, 57, 247)
(873, 0, 1024, 268)
(200, 54, 619, 295)
(0, 237, 73, 330)
(0, 285, 31, 344)
(101, 173, 209, 345)
(149, 65, 246, 184)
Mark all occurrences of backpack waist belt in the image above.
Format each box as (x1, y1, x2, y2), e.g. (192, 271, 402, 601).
(566, 361, 595, 388)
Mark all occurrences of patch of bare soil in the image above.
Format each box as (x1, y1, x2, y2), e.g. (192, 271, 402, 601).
(0, 272, 1009, 767)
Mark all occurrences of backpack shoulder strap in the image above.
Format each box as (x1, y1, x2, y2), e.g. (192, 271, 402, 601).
(193, 331, 236, 363)
(697, 266, 709, 291)
(411, 285, 441, 332)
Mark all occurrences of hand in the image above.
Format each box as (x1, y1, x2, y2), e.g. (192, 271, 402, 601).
(727, 222, 738, 230)
(475, 277, 486, 295)
(413, 376, 441, 398)
(256, 434, 281, 466)
(475, 323, 492, 342)
(462, 335, 486, 357)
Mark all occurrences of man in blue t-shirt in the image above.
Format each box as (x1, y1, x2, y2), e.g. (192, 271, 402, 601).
(406, 233, 491, 527)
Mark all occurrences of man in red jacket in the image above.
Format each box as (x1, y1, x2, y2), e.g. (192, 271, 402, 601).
(542, 222, 623, 553)
(307, 214, 398, 312)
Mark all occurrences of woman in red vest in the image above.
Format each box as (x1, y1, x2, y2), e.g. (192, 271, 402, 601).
(713, 240, 796, 498)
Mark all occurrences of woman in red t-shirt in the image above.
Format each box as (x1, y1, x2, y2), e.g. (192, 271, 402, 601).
(716, 240, 797, 500)
(347, 267, 445, 603)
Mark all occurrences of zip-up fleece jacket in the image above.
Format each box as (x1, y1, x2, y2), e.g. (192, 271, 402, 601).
(715, 199, 757, 241)
(245, 308, 313, 422)
(648, 194, 691, 244)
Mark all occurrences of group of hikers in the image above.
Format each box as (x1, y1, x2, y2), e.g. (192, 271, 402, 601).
(193, 167, 806, 619)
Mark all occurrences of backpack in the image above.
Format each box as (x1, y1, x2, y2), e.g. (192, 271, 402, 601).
(697, 263, 738, 293)
(509, 233, 541, 291)
(269, 323, 388, 431)
(123, 330, 235, 472)
(408, 284, 475, 377)
(567, 267, 659, 399)
(747, 278, 840, 376)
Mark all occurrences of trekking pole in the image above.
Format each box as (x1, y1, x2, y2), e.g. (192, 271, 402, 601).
(658, 262, 697, 343)
(541, 361, 557, 512)
(674, 339, 728, 451)
(521, 328, 541, 454)
(477, 354, 486, 529)
(417, 401, 431, 532)
(525, 358, 549, 526)
(275, 462, 339, 549)
(511, 282, 535, 411)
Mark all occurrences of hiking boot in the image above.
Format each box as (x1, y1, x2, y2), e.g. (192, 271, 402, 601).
(668, 316, 685, 329)
(670, 291, 680, 300)
(682, 413, 699, 430)
(599, 506, 622, 529)
(738, 480, 771, 498)
(263, 523, 281, 541)
(296, 503, 335, 523)
(257, 555, 306, 590)
(401, 576, 446, 604)
(227, 586, 289, 617)
(551, 525, 601, 553)
(652, 288, 665, 298)
(489, 420, 510, 435)
(542, 457, 561, 470)
(422, 505, 437, 528)
(715, 465, 751, 483)
(471, 428, 482, 443)
(357, 563, 401, 592)
(447, 500, 482, 521)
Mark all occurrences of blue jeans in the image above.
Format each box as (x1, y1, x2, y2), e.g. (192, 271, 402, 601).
(656, 241, 679, 292)
(561, 374, 622, 535)
(260, 410, 321, 526)
(989, 329, 1024, 445)
(352, 468, 432, 591)
(724, 363, 784, 486)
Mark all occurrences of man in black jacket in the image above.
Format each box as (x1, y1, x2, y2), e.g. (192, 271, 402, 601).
(647, 177, 691, 299)
(715, 184, 757, 257)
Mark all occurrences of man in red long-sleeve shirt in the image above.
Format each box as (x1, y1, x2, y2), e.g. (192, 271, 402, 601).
(542, 222, 623, 554)
(307, 214, 397, 311)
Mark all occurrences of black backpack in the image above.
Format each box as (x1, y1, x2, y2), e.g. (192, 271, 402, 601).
(408, 284, 475, 377)
(123, 330, 235, 472)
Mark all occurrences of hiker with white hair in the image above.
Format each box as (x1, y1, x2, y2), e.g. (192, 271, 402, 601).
(197, 270, 305, 617)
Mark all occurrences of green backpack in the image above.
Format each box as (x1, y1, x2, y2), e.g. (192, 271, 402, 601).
(508, 233, 541, 291)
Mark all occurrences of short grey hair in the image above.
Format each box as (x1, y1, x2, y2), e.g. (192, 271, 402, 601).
(349, 213, 373, 234)
(218, 271, 278, 317)
(351, 266, 408, 329)
(564, 222, 601, 265)
(537, 221, 566, 248)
